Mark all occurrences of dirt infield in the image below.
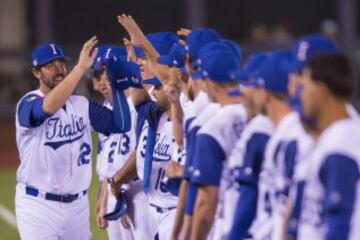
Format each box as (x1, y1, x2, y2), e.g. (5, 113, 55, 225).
(0, 120, 19, 169)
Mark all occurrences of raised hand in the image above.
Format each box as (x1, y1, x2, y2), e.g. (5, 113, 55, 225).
(77, 36, 98, 70)
(123, 37, 137, 63)
(117, 14, 147, 48)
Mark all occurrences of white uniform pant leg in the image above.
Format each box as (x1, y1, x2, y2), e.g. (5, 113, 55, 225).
(130, 181, 158, 240)
(15, 184, 61, 240)
(149, 206, 177, 240)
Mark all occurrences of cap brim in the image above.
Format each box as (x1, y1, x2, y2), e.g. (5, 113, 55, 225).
(143, 77, 162, 86)
(34, 55, 71, 68)
(228, 87, 243, 97)
(229, 69, 253, 83)
(283, 60, 304, 73)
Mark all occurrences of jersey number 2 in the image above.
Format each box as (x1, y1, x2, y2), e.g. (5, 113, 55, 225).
(78, 143, 91, 166)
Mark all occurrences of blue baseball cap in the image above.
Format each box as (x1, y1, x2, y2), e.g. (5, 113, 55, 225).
(185, 28, 221, 59)
(227, 52, 268, 97)
(251, 49, 292, 94)
(92, 46, 127, 72)
(142, 77, 162, 86)
(192, 49, 239, 83)
(221, 39, 242, 66)
(135, 32, 179, 58)
(191, 41, 230, 69)
(229, 52, 268, 84)
(32, 43, 69, 68)
(286, 34, 339, 72)
(157, 43, 186, 67)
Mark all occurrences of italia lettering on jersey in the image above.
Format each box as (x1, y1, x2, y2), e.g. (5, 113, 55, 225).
(16, 90, 93, 194)
(148, 114, 181, 208)
(298, 118, 360, 240)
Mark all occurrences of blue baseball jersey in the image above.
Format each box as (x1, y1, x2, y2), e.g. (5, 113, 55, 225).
(298, 118, 360, 240)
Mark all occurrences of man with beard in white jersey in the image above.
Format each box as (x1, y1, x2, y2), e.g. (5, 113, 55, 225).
(188, 48, 247, 240)
(224, 52, 274, 240)
(15, 37, 134, 240)
(296, 53, 360, 240)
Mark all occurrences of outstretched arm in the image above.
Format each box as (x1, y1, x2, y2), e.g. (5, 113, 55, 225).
(42, 36, 98, 115)
(117, 14, 171, 84)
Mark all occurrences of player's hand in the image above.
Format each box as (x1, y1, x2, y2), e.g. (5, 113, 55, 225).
(177, 28, 191, 37)
(76, 36, 98, 71)
(165, 161, 183, 179)
(96, 205, 108, 229)
(117, 14, 147, 49)
(123, 37, 137, 63)
(165, 82, 181, 104)
(119, 214, 132, 229)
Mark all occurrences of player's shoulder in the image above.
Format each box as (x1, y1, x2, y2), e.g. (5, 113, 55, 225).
(190, 103, 221, 129)
(17, 89, 43, 104)
(318, 118, 360, 156)
(247, 114, 274, 135)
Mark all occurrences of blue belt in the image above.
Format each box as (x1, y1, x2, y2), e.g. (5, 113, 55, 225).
(150, 203, 176, 213)
(25, 186, 87, 203)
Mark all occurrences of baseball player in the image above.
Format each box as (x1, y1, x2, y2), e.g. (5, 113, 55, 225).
(90, 45, 141, 240)
(109, 18, 185, 239)
(14, 37, 135, 240)
(284, 34, 358, 239)
(189, 48, 247, 240)
(243, 50, 295, 240)
(225, 52, 274, 240)
(296, 53, 360, 240)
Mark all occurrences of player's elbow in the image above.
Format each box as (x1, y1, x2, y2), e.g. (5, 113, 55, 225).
(41, 101, 57, 115)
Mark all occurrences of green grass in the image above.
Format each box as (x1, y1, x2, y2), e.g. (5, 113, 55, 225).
(0, 133, 108, 240)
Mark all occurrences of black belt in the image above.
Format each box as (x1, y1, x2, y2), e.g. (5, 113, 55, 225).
(150, 203, 176, 213)
(25, 186, 87, 203)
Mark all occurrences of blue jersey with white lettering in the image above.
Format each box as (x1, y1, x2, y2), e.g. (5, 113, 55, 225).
(15, 89, 128, 194)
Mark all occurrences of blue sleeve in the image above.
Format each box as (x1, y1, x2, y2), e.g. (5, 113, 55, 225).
(17, 94, 50, 128)
(191, 134, 225, 186)
(283, 140, 298, 195)
(228, 185, 258, 240)
(287, 181, 306, 239)
(236, 133, 270, 186)
(135, 100, 165, 129)
(89, 90, 131, 136)
(319, 154, 360, 240)
(183, 126, 200, 180)
(184, 181, 198, 216)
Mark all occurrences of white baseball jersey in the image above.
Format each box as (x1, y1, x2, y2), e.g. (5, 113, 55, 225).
(298, 118, 360, 240)
(191, 103, 248, 239)
(250, 112, 299, 239)
(96, 98, 137, 180)
(148, 113, 180, 208)
(16, 90, 93, 194)
(270, 112, 314, 240)
(224, 114, 274, 236)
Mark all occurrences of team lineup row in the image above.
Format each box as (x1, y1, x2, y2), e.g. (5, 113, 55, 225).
(14, 14, 360, 240)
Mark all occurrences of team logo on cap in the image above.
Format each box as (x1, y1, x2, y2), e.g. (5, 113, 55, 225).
(297, 41, 310, 61)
